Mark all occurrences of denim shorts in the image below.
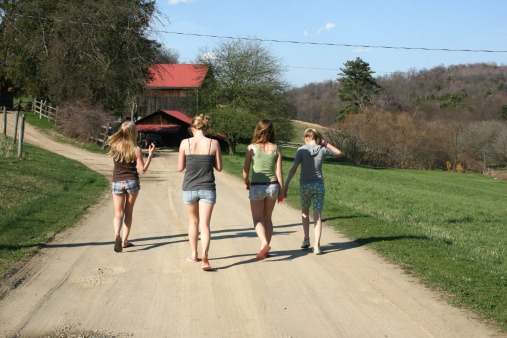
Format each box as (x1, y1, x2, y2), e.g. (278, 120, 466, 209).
(111, 180, 141, 195)
(249, 183, 279, 201)
(299, 182, 325, 210)
(183, 190, 216, 205)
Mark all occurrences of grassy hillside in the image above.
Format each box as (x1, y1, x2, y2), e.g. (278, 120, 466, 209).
(224, 143, 507, 332)
(0, 135, 109, 278)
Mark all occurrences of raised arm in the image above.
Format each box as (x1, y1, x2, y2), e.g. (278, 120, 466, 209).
(320, 139, 343, 157)
(136, 144, 155, 174)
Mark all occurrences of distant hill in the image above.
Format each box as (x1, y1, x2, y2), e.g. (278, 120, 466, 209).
(289, 63, 507, 126)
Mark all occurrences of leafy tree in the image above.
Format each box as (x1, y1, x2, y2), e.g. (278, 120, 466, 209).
(0, 0, 165, 116)
(336, 57, 380, 121)
(207, 107, 258, 154)
(196, 38, 294, 153)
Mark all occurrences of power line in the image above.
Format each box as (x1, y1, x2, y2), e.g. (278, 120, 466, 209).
(156, 31, 507, 54)
(10, 14, 507, 53)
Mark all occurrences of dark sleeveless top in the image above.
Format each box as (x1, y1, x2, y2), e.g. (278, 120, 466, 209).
(113, 153, 139, 182)
(182, 138, 216, 191)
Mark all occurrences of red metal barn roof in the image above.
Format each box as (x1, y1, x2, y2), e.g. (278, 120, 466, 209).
(147, 64, 209, 89)
(136, 125, 182, 133)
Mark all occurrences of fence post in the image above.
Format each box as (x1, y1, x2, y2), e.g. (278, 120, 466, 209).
(2, 107, 6, 135)
(13, 110, 19, 143)
(102, 122, 111, 149)
(18, 114, 25, 158)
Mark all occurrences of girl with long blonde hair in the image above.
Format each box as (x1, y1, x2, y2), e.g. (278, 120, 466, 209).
(283, 128, 342, 254)
(106, 121, 155, 252)
(243, 119, 284, 260)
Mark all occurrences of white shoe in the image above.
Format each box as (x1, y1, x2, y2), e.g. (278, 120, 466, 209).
(313, 246, 322, 255)
(301, 239, 310, 249)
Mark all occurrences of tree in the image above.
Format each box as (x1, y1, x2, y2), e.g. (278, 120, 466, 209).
(336, 57, 380, 121)
(207, 107, 258, 154)
(0, 0, 164, 116)
(196, 38, 294, 153)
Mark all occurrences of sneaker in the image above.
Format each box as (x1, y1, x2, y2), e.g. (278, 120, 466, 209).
(313, 246, 322, 255)
(114, 234, 122, 253)
(301, 239, 310, 249)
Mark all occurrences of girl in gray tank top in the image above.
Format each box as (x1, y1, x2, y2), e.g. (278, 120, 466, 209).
(178, 114, 222, 271)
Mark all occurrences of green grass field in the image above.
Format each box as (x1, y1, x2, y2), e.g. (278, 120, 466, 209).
(0, 134, 109, 276)
(225, 143, 507, 331)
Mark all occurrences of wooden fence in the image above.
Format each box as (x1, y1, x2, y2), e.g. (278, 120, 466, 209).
(89, 123, 112, 149)
(31, 99, 114, 148)
(31, 99, 58, 123)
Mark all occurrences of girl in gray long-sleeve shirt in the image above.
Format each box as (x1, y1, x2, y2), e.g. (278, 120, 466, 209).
(283, 128, 342, 254)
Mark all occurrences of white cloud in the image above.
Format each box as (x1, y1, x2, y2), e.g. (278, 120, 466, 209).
(169, 0, 196, 5)
(201, 52, 216, 62)
(352, 49, 373, 53)
(316, 22, 336, 35)
(304, 30, 309, 36)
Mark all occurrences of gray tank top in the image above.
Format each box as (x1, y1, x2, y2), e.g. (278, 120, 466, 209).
(182, 138, 216, 191)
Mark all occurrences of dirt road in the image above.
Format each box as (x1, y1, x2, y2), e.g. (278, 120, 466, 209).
(0, 112, 500, 337)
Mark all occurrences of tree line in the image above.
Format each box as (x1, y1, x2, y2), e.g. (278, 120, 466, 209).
(291, 59, 507, 173)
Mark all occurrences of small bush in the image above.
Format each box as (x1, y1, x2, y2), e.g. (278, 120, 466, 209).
(59, 104, 113, 142)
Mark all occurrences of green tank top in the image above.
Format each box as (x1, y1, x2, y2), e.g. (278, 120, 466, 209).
(251, 144, 277, 182)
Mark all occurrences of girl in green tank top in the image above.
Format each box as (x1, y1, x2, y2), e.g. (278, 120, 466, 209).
(243, 119, 284, 261)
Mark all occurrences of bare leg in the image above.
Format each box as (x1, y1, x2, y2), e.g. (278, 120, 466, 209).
(113, 194, 127, 235)
(313, 210, 322, 247)
(301, 207, 310, 241)
(199, 202, 215, 267)
(250, 199, 269, 249)
(122, 192, 139, 245)
(185, 203, 199, 261)
(262, 199, 277, 245)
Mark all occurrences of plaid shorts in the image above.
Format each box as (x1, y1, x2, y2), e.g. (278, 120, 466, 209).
(111, 179, 141, 195)
(299, 182, 325, 211)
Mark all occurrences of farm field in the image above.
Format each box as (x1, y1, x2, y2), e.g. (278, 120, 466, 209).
(224, 143, 507, 331)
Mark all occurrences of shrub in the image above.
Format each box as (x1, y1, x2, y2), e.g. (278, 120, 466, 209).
(59, 104, 113, 142)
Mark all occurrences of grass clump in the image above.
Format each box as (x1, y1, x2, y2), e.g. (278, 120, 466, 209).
(0, 141, 109, 276)
(222, 143, 507, 332)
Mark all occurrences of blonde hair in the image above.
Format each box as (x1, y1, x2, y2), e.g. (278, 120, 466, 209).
(191, 114, 211, 131)
(251, 119, 275, 144)
(106, 121, 138, 163)
(303, 128, 323, 143)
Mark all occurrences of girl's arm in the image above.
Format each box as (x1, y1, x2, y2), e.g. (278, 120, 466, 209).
(320, 139, 343, 157)
(283, 162, 299, 198)
(136, 144, 155, 174)
(276, 146, 284, 204)
(243, 144, 253, 190)
(213, 140, 222, 172)
(177, 140, 187, 172)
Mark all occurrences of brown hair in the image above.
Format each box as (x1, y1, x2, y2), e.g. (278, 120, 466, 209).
(303, 128, 323, 143)
(106, 121, 138, 163)
(191, 114, 211, 131)
(251, 119, 275, 144)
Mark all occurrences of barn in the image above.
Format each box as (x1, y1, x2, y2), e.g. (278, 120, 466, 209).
(135, 109, 192, 148)
(137, 64, 209, 117)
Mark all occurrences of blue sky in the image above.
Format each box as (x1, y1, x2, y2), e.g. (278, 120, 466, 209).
(153, 0, 507, 87)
